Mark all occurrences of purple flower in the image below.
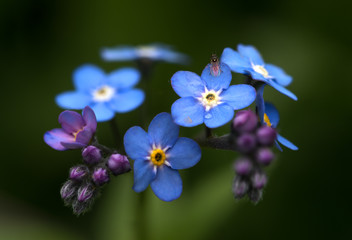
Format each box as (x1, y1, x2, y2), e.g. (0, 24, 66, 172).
(92, 168, 109, 186)
(82, 146, 102, 164)
(77, 184, 95, 202)
(69, 165, 88, 181)
(44, 106, 97, 151)
(107, 154, 131, 176)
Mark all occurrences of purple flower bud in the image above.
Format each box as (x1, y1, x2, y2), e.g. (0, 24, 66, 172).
(256, 148, 274, 165)
(236, 133, 256, 153)
(232, 177, 249, 199)
(92, 168, 109, 186)
(60, 180, 77, 201)
(256, 126, 277, 146)
(69, 165, 88, 181)
(234, 157, 253, 175)
(82, 146, 101, 164)
(107, 154, 131, 176)
(232, 110, 257, 133)
(251, 172, 267, 189)
(77, 184, 95, 202)
(248, 188, 263, 203)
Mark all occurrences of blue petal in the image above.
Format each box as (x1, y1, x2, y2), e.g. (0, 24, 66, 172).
(256, 84, 266, 123)
(157, 49, 190, 64)
(124, 126, 152, 161)
(277, 134, 298, 151)
(204, 104, 234, 128)
(267, 79, 298, 101)
(201, 63, 232, 91)
(90, 102, 115, 122)
(220, 84, 256, 110)
(132, 160, 156, 192)
(167, 137, 201, 170)
(44, 128, 74, 151)
(171, 97, 204, 127)
(148, 112, 179, 149)
(274, 140, 283, 152)
(107, 68, 140, 90)
(264, 102, 280, 128)
(220, 47, 251, 74)
(237, 44, 265, 65)
(101, 46, 137, 61)
(247, 69, 270, 82)
(56, 91, 92, 110)
(150, 166, 182, 201)
(108, 89, 144, 113)
(73, 65, 105, 92)
(265, 64, 292, 87)
(171, 71, 205, 98)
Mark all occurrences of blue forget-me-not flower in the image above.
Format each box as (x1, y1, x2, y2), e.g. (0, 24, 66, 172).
(171, 62, 256, 128)
(101, 43, 190, 64)
(56, 64, 145, 122)
(260, 102, 298, 151)
(221, 44, 297, 101)
(124, 112, 201, 201)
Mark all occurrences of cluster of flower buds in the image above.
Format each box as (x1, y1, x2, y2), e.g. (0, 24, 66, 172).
(60, 145, 131, 215)
(231, 110, 277, 203)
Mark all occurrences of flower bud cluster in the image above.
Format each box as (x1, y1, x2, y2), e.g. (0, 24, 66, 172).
(231, 110, 277, 203)
(60, 145, 131, 215)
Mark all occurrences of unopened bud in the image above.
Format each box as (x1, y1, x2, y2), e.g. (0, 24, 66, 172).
(234, 157, 253, 176)
(256, 126, 277, 146)
(69, 165, 88, 181)
(236, 133, 256, 153)
(82, 146, 101, 165)
(92, 168, 109, 186)
(60, 180, 77, 202)
(256, 148, 274, 165)
(77, 184, 95, 202)
(248, 188, 263, 203)
(233, 110, 257, 133)
(107, 154, 131, 176)
(251, 172, 267, 189)
(232, 177, 249, 199)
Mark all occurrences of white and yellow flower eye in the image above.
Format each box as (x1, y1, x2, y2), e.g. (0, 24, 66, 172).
(198, 88, 223, 111)
(92, 85, 115, 102)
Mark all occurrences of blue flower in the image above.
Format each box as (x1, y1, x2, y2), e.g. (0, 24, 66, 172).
(260, 102, 298, 151)
(221, 44, 297, 101)
(124, 112, 201, 201)
(171, 63, 256, 128)
(56, 65, 145, 122)
(101, 43, 190, 64)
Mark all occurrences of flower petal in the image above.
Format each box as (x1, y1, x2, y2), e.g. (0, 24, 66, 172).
(267, 79, 298, 101)
(277, 134, 298, 151)
(156, 48, 190, 64)
(204, 104, 234, 128)
(148, 112, 179, 149)
(167, 137, 201, 170)
(107, 68, 141, 90)
(82, 106, 97, 133)
(75, 128, 94, 145)
(60, 141, 86, 149)
(55, 91, 92, 110)
(237, 44, 265, 65)
(256, 84, 266, 123)
(274, 140, 283, 152)
(58, 110, 85, 134)
(44, 128, 74, 151)
(201, 63, 232, 91)
(73, 64, 105, 92)
(247, 69, 270, 82)
(132, 160, 156, 192)
(220, 47, 251, 74)
(264, 102, 280, 128)
(171, 71, 204, 98)
(101, 46, 137, 61)
(171, 97, 204, 127)
(150, 166, 182, 201)
(90, 103, 115, 122)
(124, 126, 152, 161)
(108, 89, 144, 113)
(220, 84, 256, 110)
(265, 63, 292, 87)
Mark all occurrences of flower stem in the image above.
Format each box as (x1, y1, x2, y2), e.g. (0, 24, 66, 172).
(205, 126, 213, 138)
(136, 190, 147, 240)
(109, 117, 121, 148)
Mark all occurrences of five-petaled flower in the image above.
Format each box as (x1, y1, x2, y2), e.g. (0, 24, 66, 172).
(171, 63, 256, 128)
(44, 106, 97, 151)
(101, 43, 190, 64)
(56, 64, 145, 122)
(221, 44, 297, 101)
(260, 102, 298, 151)
(124, 112, 201, 201)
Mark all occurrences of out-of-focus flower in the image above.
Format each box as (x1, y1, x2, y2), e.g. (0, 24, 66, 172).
(82, 146, 102, 165)
(101, 43, 190, 64)
(261, 102, 298, 151)
(221, 44, 297, 100)
(44, 106, 97, 151)
(56, 65, 144, 122)
(124, 112, 201, 201)
(171, 63, 256, 128)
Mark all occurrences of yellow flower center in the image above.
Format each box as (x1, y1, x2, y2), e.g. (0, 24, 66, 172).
(150, 148, 166, 166)
(93, 85, 115, 102)
(264, 113, 272, 127)
(137, 46, 158, 58)
(252, 64, 269, 78)
(198, 89, 222, 111)
(72, 129, 83, 141)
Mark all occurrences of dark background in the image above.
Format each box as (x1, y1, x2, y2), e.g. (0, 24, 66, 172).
(0, 0, 351, 239)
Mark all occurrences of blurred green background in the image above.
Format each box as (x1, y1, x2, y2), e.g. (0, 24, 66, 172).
(1, 0, 351, 239)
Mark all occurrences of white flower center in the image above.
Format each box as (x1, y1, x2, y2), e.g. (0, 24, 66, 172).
(198, 88, 222, 112)
(136, 46, 158, 58)
(93, 85, 115, 102)
(252, 63, 270, 78)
